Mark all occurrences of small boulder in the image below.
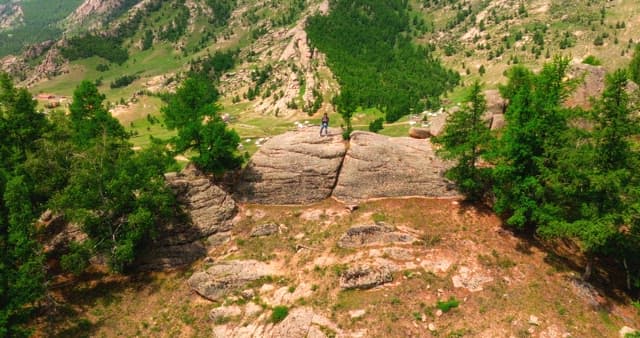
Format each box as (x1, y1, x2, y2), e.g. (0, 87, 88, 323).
(340, 264, 393, 290)
(188, 260, 275, 301)
(338, 223, 415, 248)
(491, 114, 505, 130)
(250, 223, 280, 237)
(409, 127, 432, 139)
(349, 309, 366, 319)
(210, 305, 242, 322)
(528, 315, 540, 326)
(620, 326, 638, 337)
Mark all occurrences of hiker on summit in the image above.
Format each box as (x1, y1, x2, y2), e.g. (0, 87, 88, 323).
(320, 113, 329, 136)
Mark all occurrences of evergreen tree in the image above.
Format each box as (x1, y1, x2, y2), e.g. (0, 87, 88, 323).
(539, 69, 640, 280)
(161, 75, 243, 176)
(0, 175, 45, 338)
(54, 82, 177, 273)
(629, 44, 640, 84)
(69, 81, 126, 147)
(434, 81, 493, 200)
(492, 57, 573, 228)
(0, 73, 46, 163)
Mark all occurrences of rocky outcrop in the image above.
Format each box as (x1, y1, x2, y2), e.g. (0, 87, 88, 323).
(25, 47, 68, 86)
(337, 223, 416, 248)
(136, 165, 237, 270)
(250, 223, 280, 237)
(39, 210, 87, 255)
(212, 306, 350, 338)
(333, 131, 456, 203)
(234, 128, 347, 204)
(65, 0, 127, 28)
(188, 260, 275, 300)
(339, 263, 393, 290)
(0, 3, 23, 31)
(565, 63, 639, 109)
(484, 89, 506, 116)
(164, 164, 236, 243)
(23, 40, 55, 59)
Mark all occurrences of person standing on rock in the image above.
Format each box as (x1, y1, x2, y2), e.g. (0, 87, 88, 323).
(320, 113, 329, 136)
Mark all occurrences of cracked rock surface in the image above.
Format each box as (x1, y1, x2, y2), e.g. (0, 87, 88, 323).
(333, 131, 457, 203)
(234, 127, 346, 204)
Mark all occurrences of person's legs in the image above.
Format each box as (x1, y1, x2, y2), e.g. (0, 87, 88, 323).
(320, 123, 328, 136)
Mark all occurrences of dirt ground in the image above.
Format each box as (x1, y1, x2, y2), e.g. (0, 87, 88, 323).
(37, 198, 640, 337)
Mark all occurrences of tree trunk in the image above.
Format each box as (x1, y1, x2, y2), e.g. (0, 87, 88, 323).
(583, 255, 593, 281)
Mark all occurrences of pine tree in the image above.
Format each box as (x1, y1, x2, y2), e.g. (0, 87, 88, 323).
(1, 175, 45, 338)
(161, 75, 243, 175)
(433, 81, 493, 200)
(69, 81, 126, 147)
(629, 44, 640, 84)
(492, 57, 572, 228)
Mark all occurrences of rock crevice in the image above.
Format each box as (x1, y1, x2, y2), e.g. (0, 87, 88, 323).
(234, 128, 458, 205)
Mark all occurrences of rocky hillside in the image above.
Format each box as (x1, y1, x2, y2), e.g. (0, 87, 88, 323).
(39, 129, 640, 336)
(2, 0, 637, 127)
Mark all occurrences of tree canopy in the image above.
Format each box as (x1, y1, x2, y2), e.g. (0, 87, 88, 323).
(433, 81, 493, 200)
(161, 75, 243, 176)
(305, 0, 459, 122)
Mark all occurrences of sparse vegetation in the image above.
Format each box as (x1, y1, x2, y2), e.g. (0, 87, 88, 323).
(436, 297, 460, 313)
(270, 306, 289, 323)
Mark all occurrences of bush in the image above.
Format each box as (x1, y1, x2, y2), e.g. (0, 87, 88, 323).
(436, 297, 460, 312)
(110, 74, 139, 89)
(594, 35, 604, 46)
(582, 55, 602, 66)
(96, 64, 110, 72)
(342, 127, 352, 140)
(270, 306, 289, 323)
(368, 118, 384, 133)
(60, 241, 92, 275)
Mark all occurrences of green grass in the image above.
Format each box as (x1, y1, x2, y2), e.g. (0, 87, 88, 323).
(32, 43, 183, 101)
(436, 297, 460, 313)
(126, 114, 176, 148)
(270, 306, 289, 323)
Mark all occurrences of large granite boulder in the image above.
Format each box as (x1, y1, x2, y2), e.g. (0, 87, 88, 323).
(163, 164, 237, 244)
(188, 260, 276, 301)
(136, 165, 237, 270)
(332, 131, 457, 202)
(234, 128, 347, 204)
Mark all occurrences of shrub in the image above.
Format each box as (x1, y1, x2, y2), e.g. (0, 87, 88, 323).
(60, 241, 92, 275)
(110, 74, 139, 89)
(436, 297, 460, 312)
(368, 118, 384, 133)
(96, 64, 110, 72)
(594, 35, 604, 46)
(582, 55, 601, 66)
(342, 127, 352, 140)
(270, 306, 289, 323)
